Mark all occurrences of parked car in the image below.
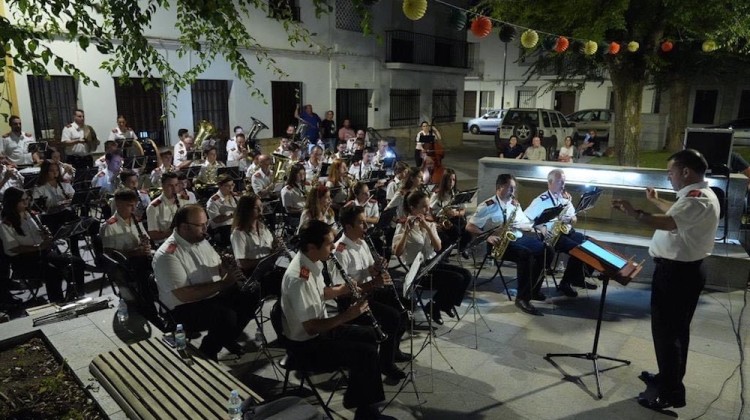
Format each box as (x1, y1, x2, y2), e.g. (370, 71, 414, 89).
(495, 108, 574, 154)
(707, 118, 750, 146)
(467, 109, 506, 134)
(566, 108, 614, 142)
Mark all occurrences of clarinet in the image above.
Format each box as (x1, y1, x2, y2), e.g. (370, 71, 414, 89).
(363, 234, 409, 317)
(328, 254, 388, 343)
(132, 218, 152, 253)
(28, 210, 52, 239)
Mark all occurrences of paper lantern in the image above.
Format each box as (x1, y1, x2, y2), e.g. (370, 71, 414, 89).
(449, 9, 467, 31)
(402, 0, 427, 21)
(583, 40, 598, 55)
(608, 42, 621, 55)
(498, 24, 516, 43)
(627, 41, 640, 52)
(661, 40, 673, 52)
(470, 16, 492, 38)
(520, 29, 539, 49)
(554, 36, 569, 53)
(702, 40, 718, 52)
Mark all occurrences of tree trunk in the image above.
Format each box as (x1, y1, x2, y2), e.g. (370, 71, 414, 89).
(665, 77, 690, 153)
(610, 67, 645, 166)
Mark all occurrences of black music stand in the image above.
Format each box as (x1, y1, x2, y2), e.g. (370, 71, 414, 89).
(185, 166, 201, 179)
(545, 240, 638, 399)
(319, 163, 331, 178)
(115, 138, 135, 151)
(123, 155, 147, 172)
(217, 166, 241, 180)
(27, 141, 48, 154)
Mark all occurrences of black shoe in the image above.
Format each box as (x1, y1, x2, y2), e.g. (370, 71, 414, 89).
(395, 351, 413, 363)
(441, 306, 457, 319)
(639, 371, 660, 385)
(572, 280, 598, 290)
(382, 364, 407, 380)
(429, 303, 444, 325)
(559, 283, 578, 297)
(637, 395, 686, 410)
(224, 342, 246, 356)
(515, 299, 542, 316)
(354, 404, 380, 420)
(461, 250, 470, 259)
(531, 292, 547, 302)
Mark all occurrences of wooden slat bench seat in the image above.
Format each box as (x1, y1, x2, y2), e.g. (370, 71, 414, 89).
(90, 337, 263, 419)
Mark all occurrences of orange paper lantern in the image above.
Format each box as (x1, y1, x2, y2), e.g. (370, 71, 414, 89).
(470, 16, 492, 38)
(608, 42, 621, 55)
(661, 40, 673, 52)
(554, 36, 569, 53)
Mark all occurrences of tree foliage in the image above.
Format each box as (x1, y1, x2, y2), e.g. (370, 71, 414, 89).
(481, 0, 750, 165)
(1, 0, 336, 104)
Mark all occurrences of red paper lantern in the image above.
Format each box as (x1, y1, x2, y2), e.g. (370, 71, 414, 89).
(608, 42, 621, 55)
(470, 16, 492, 38)
(661, 40, 673, 52)
(554, 36, 569, 53)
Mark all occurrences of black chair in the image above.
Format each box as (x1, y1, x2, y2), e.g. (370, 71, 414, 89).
(270, 301, 345, 420)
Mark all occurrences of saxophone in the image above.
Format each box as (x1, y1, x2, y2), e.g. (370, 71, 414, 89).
(490, 198, 519, 260)
(545, 217, 571, 248)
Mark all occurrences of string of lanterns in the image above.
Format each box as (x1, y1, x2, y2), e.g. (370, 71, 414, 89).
(401, 0, 721, 55)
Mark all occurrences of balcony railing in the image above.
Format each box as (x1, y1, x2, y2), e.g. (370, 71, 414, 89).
(385, 30, 469, 69)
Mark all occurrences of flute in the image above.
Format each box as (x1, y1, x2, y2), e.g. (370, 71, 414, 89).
(328, 254, 388, 343)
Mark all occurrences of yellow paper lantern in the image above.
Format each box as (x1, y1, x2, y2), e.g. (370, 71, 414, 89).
(583, 40, 598, 55)
(627, 41, 640, 52)
(702, 40, 718, 52)
(402, 0, 427, 21)
(520, 29, 539, 49)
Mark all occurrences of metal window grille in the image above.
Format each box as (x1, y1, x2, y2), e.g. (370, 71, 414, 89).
(516, 90, 536, 108)
(191, 79, 230, 140)
(114, 78, 166, 146)
(268, 0, 300, 21)
(389, 89, 420, 128)
(335, 0, 363, 32)
(432, 89, 457, 123)
(27, 75, 77, 140)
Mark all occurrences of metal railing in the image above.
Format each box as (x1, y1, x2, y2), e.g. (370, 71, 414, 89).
(385, 30, 469, 69)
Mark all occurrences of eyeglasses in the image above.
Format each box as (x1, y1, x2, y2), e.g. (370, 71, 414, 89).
(184, 221, 208, 228)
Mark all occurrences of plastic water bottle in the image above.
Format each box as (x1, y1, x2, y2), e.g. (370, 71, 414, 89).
(175, 324, 186, 351)
(116, 299, 129, 323)
(227, 389, 242, 420)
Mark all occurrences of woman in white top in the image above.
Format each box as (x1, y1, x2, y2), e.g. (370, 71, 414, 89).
(429, 168, 470, 250)
(392, 190, 471, 325)
(0, 187, 85, 302)
(44, 147, 75, 183)
(558, 136, 576, 163)
(33, 159, 75, 216)
(298, 185, 336, 233)
(325, 158, 350, 212)
(415, 121, 440, 168)
(196, 146, 225, 185)
(281, 163, 307, 228)
(384, 167, 422, 221)
(107, 115, 137, 142)
(231, 193, 285, 297)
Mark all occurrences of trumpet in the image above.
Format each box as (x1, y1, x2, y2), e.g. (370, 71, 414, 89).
(328, 254, 388, 343)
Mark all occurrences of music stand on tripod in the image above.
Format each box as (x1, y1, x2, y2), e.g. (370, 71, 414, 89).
(545, 238, 643, 399)
(51, 218, 92, 300)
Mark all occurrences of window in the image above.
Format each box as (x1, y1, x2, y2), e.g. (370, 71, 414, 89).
(268, 0, 300, 21)
(516, 90, 536, 108)
(27, 76, 77, 140)
(737, 90, 750, 119)
(692, 90, 718, 124)
(432, 89, 456, 123)
(191, 79, 230, 140)
(114, 78, 165, 145)
(464, 91, 477, 118)
(335, 0, 362, 32)
(389, 89, 420, 128)
(479, 90, 494, 114)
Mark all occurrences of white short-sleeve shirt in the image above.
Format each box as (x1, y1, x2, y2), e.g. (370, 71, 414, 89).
(281, 252, 327, 342)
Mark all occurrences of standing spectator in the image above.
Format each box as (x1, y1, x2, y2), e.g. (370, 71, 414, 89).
(61, 109, 98, 170)
(338, 119, 355, 145)
(294, 104, 321, 151)
(320, 110, 337, 152)
(524, 136, 547, 161)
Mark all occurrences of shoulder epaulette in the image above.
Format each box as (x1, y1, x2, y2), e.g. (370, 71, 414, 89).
(687, 190, 703, 198)
(299, 266, 310, 281)
(211, 195, 220, 201)
(97, 172, 105, 178)
(484, 199, 496, 206)
(336, 242, 346, 253)
(540, 193, 549, 201)
(254, 172, 262, 178)
(368, 198, 378, 204)
(111, 128, 117, 133)
(24, 132, 32, 138)
(65, 124, 72, 128)
(165, 243, 177, 254)
(151, 198, 162, 206)
(106, 216, 117, 225)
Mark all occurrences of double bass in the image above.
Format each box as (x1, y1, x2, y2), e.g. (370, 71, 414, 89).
(421, 121, 445, 163)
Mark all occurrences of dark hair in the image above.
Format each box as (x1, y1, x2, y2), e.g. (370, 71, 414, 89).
(44, 146, 59, 160)
(348, 181, 368, 201)
(339, 205, 364, 230)
(37, 159, 62, 186)
(435, 168, 457, 197)
(119, 169, 137, 184)
(160, 149, 173, 157)
(286, 163, 305, 188)
(235, 133, 245, 139)
(233, 125, 242, 132)
(233, 193, 260, 231)
(305, 184, 330, 220)
(114, 188, 138, 203)
(1, 187, 26, 236)
(9, 115, 20, 125)
(400, 167, 422, 193)
(495, 173, 516, 189)
(298, 219, 332, 252)
(74, 109, 84, 115)
(105, 150, 122, 163)
(404, 190, 428, 214)
(669, 149, 708, 174)
(104, 140, 117, 150)
(205, 146, 217, 157)
(177, 128, 188, 138)
(161, 171, 179, 185)
(216, 174, 233, 186)
(177, 173, 188, 181)
(288, 142, 300, 152)
(394, 161, 410, 175)
(169, 204, 205, 230)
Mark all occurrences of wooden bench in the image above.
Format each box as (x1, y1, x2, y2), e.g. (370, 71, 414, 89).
(90, 337, 263, 419)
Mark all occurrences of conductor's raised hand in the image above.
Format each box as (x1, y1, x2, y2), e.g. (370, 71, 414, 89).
(646, 187, 658, 202)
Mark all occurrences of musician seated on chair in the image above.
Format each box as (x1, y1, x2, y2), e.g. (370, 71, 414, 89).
(334, 205, 411, 380)
(392, 190, 471, 326)
(206, 175, 237, 247)
(303, 146, 325, 183)
(325, 158, 350, 212)
(298, 185, 336, 233)
(112, 170, 150, 221)
(231, 193, 287, 299)
(0, 163, 24, 200)
(281, 163, 307, 228)
(149, 149, 175, 188)
(196, 146, 224, 185)
(102, 188, 151, 255)
(280, 219, 385, 418)
(91, 150, 123, 194)
(0, 187, 86, 302)
(250, 154, 276, 199)
(430, 168, 471, 253)
(45, 147, 75, 184)
(384, 167, 422, 221)
(176, 173, 197, 204)
(385, 161, 410, 202)
(173, 130, 194, 171)
(1, 115, 39, 166)
(94, 140, 118, 172)
(153, 204, 258, 361)
(146, 172, 181, 244)
(466, 174, 551, 316)
(524, 168, 597, 298)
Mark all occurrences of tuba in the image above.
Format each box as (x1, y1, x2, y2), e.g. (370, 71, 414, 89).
(271, 153, 290, 184)
(194, 120, 216, 151)
(248, 117, 268, 154)
(490, 199, 519, 260)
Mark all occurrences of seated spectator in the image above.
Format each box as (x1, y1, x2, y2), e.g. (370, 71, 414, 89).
(579, 129, 603, 157)
(523, 136, 546, 161)
(499, 135, 524, 159)
(558, 136, 576, 163)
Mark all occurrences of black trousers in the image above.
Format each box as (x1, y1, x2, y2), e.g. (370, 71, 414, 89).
(414, 149, 423, 168)
(651, 258, 705, 401)
(11, 251, 85, 302)
(553, 229, 593, 286)
(420, 263, 471, 311)
(500, 234, 550, 301)
(287, 324, 384, 410)
(337, 288, 407, 369)
(171, 284, 259, 360)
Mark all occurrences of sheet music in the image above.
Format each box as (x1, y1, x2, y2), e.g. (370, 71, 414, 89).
(403, 253, 424, 298)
